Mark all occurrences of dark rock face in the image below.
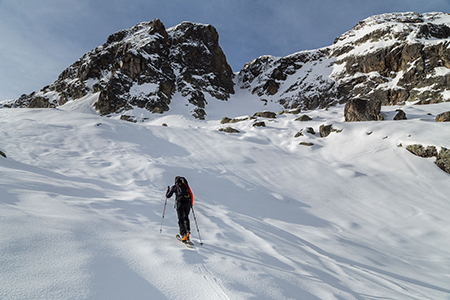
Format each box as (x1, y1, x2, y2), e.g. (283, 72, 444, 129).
(344, 99, 383, 122)
(336, 41, 450, 106)
(169, 22, 234, 118)
(8, 19, 234, 119)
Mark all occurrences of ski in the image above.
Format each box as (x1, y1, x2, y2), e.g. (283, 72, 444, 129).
(176, 234, 194, 248)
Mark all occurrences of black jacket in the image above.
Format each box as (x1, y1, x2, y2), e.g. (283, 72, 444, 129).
(166, 184, 194, 205)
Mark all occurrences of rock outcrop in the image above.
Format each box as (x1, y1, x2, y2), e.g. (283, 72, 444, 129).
(6, 19, 234, 119)
(406, 144, 438, 158)
(407, 144, 450, 175)
(344, 98, 383, 122)
(436, 147, 450, 173)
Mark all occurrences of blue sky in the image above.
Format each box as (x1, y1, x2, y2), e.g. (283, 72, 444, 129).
(1, 0, 449, 100)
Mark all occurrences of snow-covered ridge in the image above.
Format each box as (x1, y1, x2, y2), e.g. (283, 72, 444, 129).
(239, 12, 450, 112)
(333, 12, 450, 52)
(167, 21, 212, 37)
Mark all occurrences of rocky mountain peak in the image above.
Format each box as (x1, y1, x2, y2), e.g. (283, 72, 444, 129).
(237, 12, 450, 111)
(6, 19, 234, 119)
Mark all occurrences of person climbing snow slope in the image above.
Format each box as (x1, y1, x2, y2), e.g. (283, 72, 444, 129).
(166, 176, 194, 243)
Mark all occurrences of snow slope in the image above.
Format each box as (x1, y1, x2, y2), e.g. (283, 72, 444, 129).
(1, 97, 450, 299)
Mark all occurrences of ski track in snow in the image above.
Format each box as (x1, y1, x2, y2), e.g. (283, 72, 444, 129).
(1, 102, 450, 299)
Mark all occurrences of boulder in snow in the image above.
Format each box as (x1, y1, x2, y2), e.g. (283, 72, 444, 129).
(319, 124, 333, 137)
(393, 109, 407, 120)
(406, 144, 438, 158)
(344, 98, 383, 122)
(435, 111, 450, 122)
(436, 147, 450, 174)
(295, 114, 312, 121)
(253, 111, 277, 119)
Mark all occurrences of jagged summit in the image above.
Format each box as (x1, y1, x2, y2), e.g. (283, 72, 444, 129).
(238, 12, 450, 111)
(3, 12, 450, 120)
(5, 19, 234, 119)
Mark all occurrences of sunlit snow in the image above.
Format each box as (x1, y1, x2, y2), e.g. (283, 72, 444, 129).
(1, 95, 449, 299)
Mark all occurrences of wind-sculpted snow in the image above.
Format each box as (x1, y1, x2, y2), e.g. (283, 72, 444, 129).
(1, 97, 450, 299)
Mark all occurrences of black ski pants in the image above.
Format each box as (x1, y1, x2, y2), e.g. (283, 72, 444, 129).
(176, 201, 191, 236)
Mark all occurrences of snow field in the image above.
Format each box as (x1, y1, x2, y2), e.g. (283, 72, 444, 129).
(1, 100, 450, 299)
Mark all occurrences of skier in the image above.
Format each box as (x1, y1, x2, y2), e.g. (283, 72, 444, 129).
(166, 176, 194, 243)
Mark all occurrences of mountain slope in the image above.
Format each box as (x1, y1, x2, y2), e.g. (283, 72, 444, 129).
(3, 19, 234, 120)
(239, 12, 450, 110)
(1, 99, 450, 299)
(4, 12, 450, 120)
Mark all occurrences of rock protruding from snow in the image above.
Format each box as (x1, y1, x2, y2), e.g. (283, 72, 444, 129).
(436, 147, 450, 173)
(406, 144, 438, 158)
(7, 19, 234, 119)
(406, 144, 450, 174)
(344, 98, 383, 122)
(435, 111, 450, 122)
(394, 109, 407, 120)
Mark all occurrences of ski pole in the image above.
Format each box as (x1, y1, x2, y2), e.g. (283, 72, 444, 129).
(160, 196, 168, 233)
(191, 205, 203, 245)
